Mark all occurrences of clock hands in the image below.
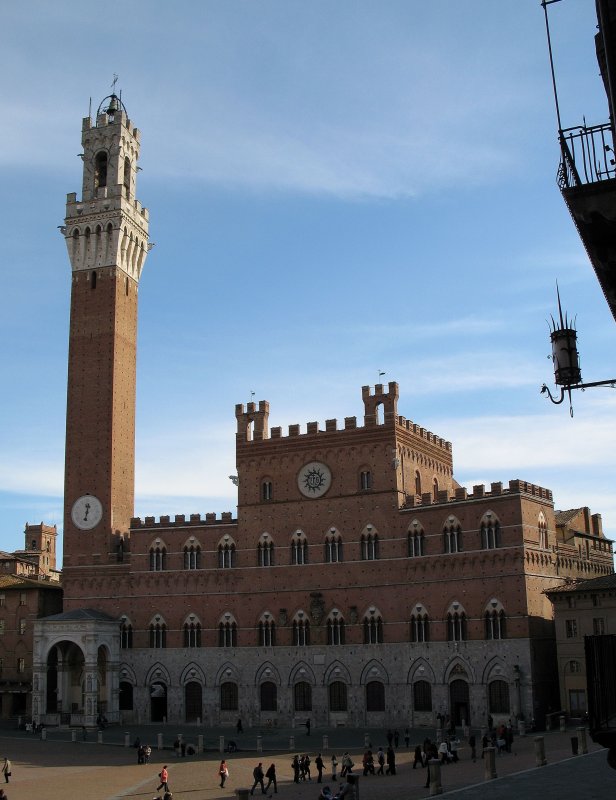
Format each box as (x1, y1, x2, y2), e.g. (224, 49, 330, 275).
(83, 502, 91, 522)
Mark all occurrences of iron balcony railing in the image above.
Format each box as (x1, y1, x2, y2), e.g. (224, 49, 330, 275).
(557, 121, 616, 189)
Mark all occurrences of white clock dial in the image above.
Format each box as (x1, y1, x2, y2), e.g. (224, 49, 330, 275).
(297, 461, 332, 499)
(71, 494, 103, 530)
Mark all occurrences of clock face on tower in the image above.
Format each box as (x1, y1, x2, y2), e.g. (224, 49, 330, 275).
(71, 494, 103, 530)
(297, 461, 332, 498)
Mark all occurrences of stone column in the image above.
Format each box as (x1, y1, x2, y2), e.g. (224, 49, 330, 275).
(577, 727, 588, 754)
(219, 735, 225, 753)
(484, 746, 497, 780)
(534, 736, 547, 766)
(428, 759, 443, 796)
(559, 715, 566, 733)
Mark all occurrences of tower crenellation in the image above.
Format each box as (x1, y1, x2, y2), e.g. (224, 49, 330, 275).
(63, 95, 149, 282)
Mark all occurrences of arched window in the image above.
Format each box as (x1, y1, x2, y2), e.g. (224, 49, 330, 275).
(183, 620, 201, 647)
(90, 269, 97, 289)
(360, 470, 372, 490)
(327, 613, 345, 645)
(488, 680, 510, 713)
(538, 513, 548, 549)
(218, 541, 236, 568)
(261, 480, 273, 501)
(366, 681, 385, 711)
(294, 681, 312, 711)
(149, 545, 166, 571)
(484, 607, 506, 640)
(220, 682, 238, 711)
(258, 617, 276, 647)
(94, 151, 108, 188)
(72, 228, 80, 260)
(325, 531, 343, 563)
(120, 621, 133, 649)
(444, 521, 462, 553)
(481, 517, 500, 549)
(410, 611, 429, 643)
(260, 681, 277, 712)
(361, 531, 379, 560)
(149, 621, 167, 648)
(415, 471, 422, 496)
(119, 681, 133, 711)
(433, 478, 439, 499)
(293, 615, 310, 646)
(447, 608, 467, 641)
(413, 680, 432, 711)
(329, 681, 348, 712)
(123, 156, 131, 197)
(258, 537, 274, 566)
(291, 533, 308, 565)
(408, 525, 424, 557)
(218, 619, 237, 647)
(363, 612, 384, 644)
(184, 544, 201, 569)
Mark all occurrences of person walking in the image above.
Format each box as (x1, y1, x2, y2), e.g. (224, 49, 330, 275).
(469, 733, 477, 762)
(386, 745, 396, 775)
(219, 759, 229, 789)
(315, 753, 324, 783)
(265, 763, 278, 794)
(292, 754, 300, 783)
(251, 762, 266, 795)
(330, 754, 338, 781)
(157, 765, 169, 793)
(1, 760, 10, 784)
(236, 718, 243, 734)
(413, 744, 423, 769)
(0, 788, 7, 800)
(376, 747, 385, 775)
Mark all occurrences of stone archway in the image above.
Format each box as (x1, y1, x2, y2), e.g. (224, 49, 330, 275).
(449, 679, 470, 726)
(32, 609, 120, 727)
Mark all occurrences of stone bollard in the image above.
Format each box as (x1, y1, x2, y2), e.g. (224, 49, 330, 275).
(559, 715, 566, 733)
(124, 732, 131, 747)
(235, 789, 250, 800)
(346, 773, 360, 799)
(428, 759, 443, 796)
(577, 726, 588, 755)
(257, 735, 263, 753)
(518, 719, 526, 737)
(545, 715, 551, 731)
(484, 746, 497, 780)
(322, 734, 329, 752)
(41, 728, 47, 740)
(364, 732, 370, 747)
(197, 734, 203, 754)
(534, 736, 547, 766)
(71, 729, 77, 743)
(463, 725, 469, 739)
(219, 735, 225, 754)
(157, 733, 163, 750)
(289, 735, 295, 751)
(97, 730, 103, 745)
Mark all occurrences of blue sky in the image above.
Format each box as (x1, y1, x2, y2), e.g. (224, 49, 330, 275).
(1, 1, 615, 562)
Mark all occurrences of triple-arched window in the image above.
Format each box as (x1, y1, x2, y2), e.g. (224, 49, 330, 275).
(184, 543, 201, 570)
(149, 544, 166, 571)
(363, 611, 384, 644)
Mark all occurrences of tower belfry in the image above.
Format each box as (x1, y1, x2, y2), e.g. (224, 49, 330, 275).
(62, 94, 149, 577)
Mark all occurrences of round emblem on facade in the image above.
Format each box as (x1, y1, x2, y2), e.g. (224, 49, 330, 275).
(71, 494, 103, 530)
(297, 462, 332, 498)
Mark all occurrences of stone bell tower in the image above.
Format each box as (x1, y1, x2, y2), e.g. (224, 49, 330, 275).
(61, 93, 149, 579)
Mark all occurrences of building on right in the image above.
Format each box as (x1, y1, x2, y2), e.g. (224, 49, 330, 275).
(544, 570, 616, 718)
(545, 0, 616, 320)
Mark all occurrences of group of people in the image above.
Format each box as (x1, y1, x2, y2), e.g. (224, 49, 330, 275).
(360, 745, 397, 775)
(248, 762, 278, 795)
(135, 740, 152, 764)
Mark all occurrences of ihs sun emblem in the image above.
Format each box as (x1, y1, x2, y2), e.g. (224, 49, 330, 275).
(303, 466, 327, 493)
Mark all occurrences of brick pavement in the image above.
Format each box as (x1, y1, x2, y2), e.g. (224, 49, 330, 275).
(0, 727, 609, 800)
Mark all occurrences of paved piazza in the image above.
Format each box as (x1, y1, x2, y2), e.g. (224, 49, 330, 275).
(1, 725, 613, 800)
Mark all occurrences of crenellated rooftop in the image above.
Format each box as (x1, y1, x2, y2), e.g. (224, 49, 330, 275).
(131, 511, 237, 529)
(403, 479, 553, 509)
(235, 382, 451, 451)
